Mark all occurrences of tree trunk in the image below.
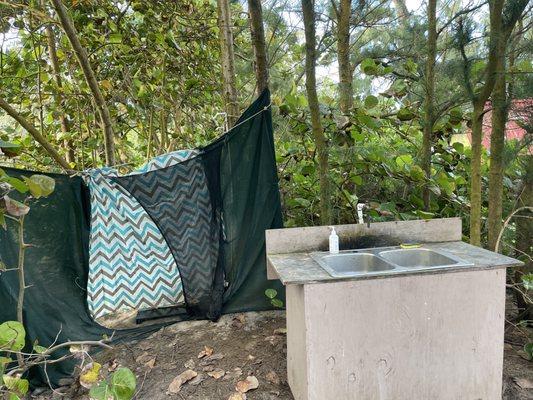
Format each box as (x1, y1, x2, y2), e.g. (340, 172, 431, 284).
(160, 109, 168, 153)
(51, 0, 115, 166)
(469, 100, 485, 245)
(302, 0, 332, 224)
(247, 0, 269, 95)
(336, 0, 352, 114)
(217, 0, 239, 127)
(44, 23, 75, 166)
(422, 0, 437, 211)
(466, 0, 528, 245)
(0, 96, 70, 169)
(487, 40, 508, 250)
(515, 155, 533, 319)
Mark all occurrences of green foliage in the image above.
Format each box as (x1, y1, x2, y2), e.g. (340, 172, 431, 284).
(0, 322, 25, 352)
(264, 289, 284, 308)
(89, 368, 136, 400)
(22, 175, 55, 198)
(0, 322, 28, 400)
(522, 273, 533, 291)
(2, 375, 29, 399)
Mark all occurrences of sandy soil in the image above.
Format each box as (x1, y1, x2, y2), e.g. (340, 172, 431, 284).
(33, 296, 532, 400)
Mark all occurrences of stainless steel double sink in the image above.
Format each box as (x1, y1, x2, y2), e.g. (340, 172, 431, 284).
(310, 246, 473, 278)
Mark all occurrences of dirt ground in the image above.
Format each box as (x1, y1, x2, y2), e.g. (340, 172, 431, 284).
(33, 295, 532, 400)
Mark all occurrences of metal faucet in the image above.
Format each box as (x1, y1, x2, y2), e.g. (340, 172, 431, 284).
(356, 203, 372, 227)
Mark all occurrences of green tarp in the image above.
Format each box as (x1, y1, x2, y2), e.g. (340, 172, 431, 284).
(0, 89, 284, 386)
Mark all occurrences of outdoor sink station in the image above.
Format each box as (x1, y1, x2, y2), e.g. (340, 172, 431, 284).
(266, 218, 523, 400)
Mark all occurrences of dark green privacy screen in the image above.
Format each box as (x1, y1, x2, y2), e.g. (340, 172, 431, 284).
(0, 89, 284, 387)
(203, 89, 285, 313)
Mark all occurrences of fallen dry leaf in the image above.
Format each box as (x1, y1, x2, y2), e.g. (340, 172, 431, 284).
(223, 367, 243, 381)
(236, 375, 259, 393)
(189, 374, 205, 386)
(265, 371, 280, 385)
(168, 369, 198, 394)
(228, 393, 246, 400)
(135, 351, 152, 364)
(232, 314, 246, 329)
(207, 368, 226, 379)
(204, 353, 224, 362)
(145, 358, 156, 369)
(139, 341, 152, 351)
(198, 345, 214, 359)
(513, 377, 533, 389)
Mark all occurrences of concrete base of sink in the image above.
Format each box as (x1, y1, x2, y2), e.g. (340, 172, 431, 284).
(287, 267, 506, 400)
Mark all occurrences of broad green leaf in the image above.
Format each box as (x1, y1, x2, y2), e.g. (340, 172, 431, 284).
(449, 108, 463, 124)
(522, 273, 533, 291)
(416, 210, 434, 219)
(110, 368, 136, 400)
(360, 58, 378, 75)
(364, 95, 378, 109)
(265, 289, 277, 299)
(33, 342, 47, 354)
(2, 375, 29, 396)
(0, 140, 20, 149)
(404, 59, 417, 74)
(271, 298, 284, 308)
(397, 108, 416, 121)
(350, 174, 363, 186)
(89, 381, 113, 400)
(0, 356, 12, 382)
(436, 173, 456, 196)
(109, 33, 123, 43)
(396, 155, 413, 169)
(28, 175, 55, 198)
(409, 165, 425, 181)
(0, 321, 25, 351)
(294, 198, 311, 207)
(1, 177, 28, 193)
(22, 177, 41, 198)
(0, 211, 5, 230)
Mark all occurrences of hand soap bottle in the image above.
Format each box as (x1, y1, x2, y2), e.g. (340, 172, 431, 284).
(329, 226, 339, 254)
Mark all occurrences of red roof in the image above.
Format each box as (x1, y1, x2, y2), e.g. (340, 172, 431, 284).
(469, 98, 532, 149)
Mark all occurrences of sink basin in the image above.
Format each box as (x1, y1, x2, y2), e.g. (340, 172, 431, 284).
(310, 246, 474, 278)
(379, 248, 459, 268)
(314, 253, 395, 277)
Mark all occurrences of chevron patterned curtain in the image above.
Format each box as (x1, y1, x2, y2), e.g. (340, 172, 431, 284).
(113, 156, 224, 319)
(85, 150, 197, 320)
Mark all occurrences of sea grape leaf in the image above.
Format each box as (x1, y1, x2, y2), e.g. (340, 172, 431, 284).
(110, 368, 136, 400)
(0, 321, 25, 351)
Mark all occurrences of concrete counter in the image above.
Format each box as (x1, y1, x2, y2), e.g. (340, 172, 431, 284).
(267, 241, 521, 285)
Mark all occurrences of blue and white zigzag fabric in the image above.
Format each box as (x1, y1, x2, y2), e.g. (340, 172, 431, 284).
(85, 150, 197, 319)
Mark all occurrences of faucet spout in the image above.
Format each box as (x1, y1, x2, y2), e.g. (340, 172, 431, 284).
(356, 203, 366, 225)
